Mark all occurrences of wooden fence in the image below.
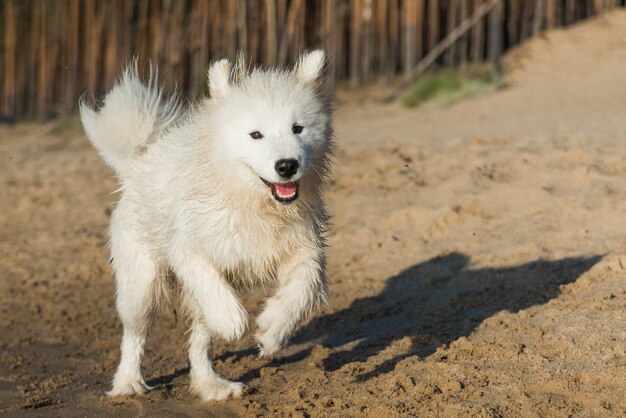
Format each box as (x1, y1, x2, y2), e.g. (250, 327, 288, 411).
(0, 0, 624, 120)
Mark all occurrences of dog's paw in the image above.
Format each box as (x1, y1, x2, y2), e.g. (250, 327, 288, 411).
(255, 327, 287, 358)
(211, 317, 247, 343)
(107, 378, 153, 397)
(190, 377, 246, 401)
(207, 303, 248, 342)
(255, 303, 290, 357)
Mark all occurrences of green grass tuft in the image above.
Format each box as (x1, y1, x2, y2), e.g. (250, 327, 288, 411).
(401, 70, 495, 108)
(49, 112, 84, 138)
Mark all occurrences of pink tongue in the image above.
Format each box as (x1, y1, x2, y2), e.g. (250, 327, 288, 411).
(275, 183, 298, 197)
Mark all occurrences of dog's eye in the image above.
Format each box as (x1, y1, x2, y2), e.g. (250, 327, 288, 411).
(292, 124, 304, 134)
(249, 131, 264, 140)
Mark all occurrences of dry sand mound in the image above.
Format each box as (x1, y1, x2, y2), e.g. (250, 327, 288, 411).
(2, 10, 626, 417)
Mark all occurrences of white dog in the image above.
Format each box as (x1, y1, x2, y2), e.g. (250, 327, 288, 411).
(80, 50, 333, 401)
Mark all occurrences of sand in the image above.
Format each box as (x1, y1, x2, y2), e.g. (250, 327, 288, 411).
(1, 11, 625, 418)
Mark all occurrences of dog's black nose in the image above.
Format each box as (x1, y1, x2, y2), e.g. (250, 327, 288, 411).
(275, 159, 299, 178)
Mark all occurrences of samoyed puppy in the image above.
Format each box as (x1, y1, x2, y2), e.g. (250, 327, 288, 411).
(80, 50, 333, 401)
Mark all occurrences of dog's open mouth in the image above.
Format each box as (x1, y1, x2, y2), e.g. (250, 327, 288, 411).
(260, 178, 300, 203)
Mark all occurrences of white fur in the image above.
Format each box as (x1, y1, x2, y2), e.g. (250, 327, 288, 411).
(81, 50, 332, 401)
(294, 50, 326, 88)
(207, 59, 232, 100)
(80, 64, 181, 176)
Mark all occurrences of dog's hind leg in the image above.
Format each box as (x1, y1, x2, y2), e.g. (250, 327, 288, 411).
(256, 246, 328, 356)
(184, 297, 245, 401)
(107, 219, 158, 397)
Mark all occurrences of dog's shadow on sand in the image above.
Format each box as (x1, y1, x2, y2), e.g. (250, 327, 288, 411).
(241, 252, 601, 382)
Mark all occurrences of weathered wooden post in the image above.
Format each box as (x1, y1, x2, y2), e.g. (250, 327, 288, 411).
(471, 0, 485, 62)
(350, 0, 363, 88)
(265, 0, 277, 66)
(404, 0, 418, 80)
(533, 0, 545, 36)
(323, 0, 337, 90)
(490, 0, 503, 83)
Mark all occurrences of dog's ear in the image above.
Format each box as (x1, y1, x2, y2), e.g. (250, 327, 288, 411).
(294, 50, 326, 90)
(208, 59, 232, 99)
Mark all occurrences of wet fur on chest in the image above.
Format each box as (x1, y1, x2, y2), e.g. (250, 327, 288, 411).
(192, 205, 307, 288)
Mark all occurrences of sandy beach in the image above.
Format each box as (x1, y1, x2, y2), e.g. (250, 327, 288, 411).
(1, 11, 625, 417)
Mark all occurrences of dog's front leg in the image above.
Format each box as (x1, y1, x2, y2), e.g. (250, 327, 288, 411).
(256, 246, 327, 356)
(171, 254, 248, 343)
(170, 254, 248, 400)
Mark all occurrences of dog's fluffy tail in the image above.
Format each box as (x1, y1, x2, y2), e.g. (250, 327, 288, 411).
(79, 65, 181, 176)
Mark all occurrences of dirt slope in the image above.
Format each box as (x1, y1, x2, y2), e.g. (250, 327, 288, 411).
(1, 10, 626, 418)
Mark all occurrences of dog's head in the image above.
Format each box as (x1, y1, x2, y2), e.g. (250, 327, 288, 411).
(206, 51, 332, 206)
